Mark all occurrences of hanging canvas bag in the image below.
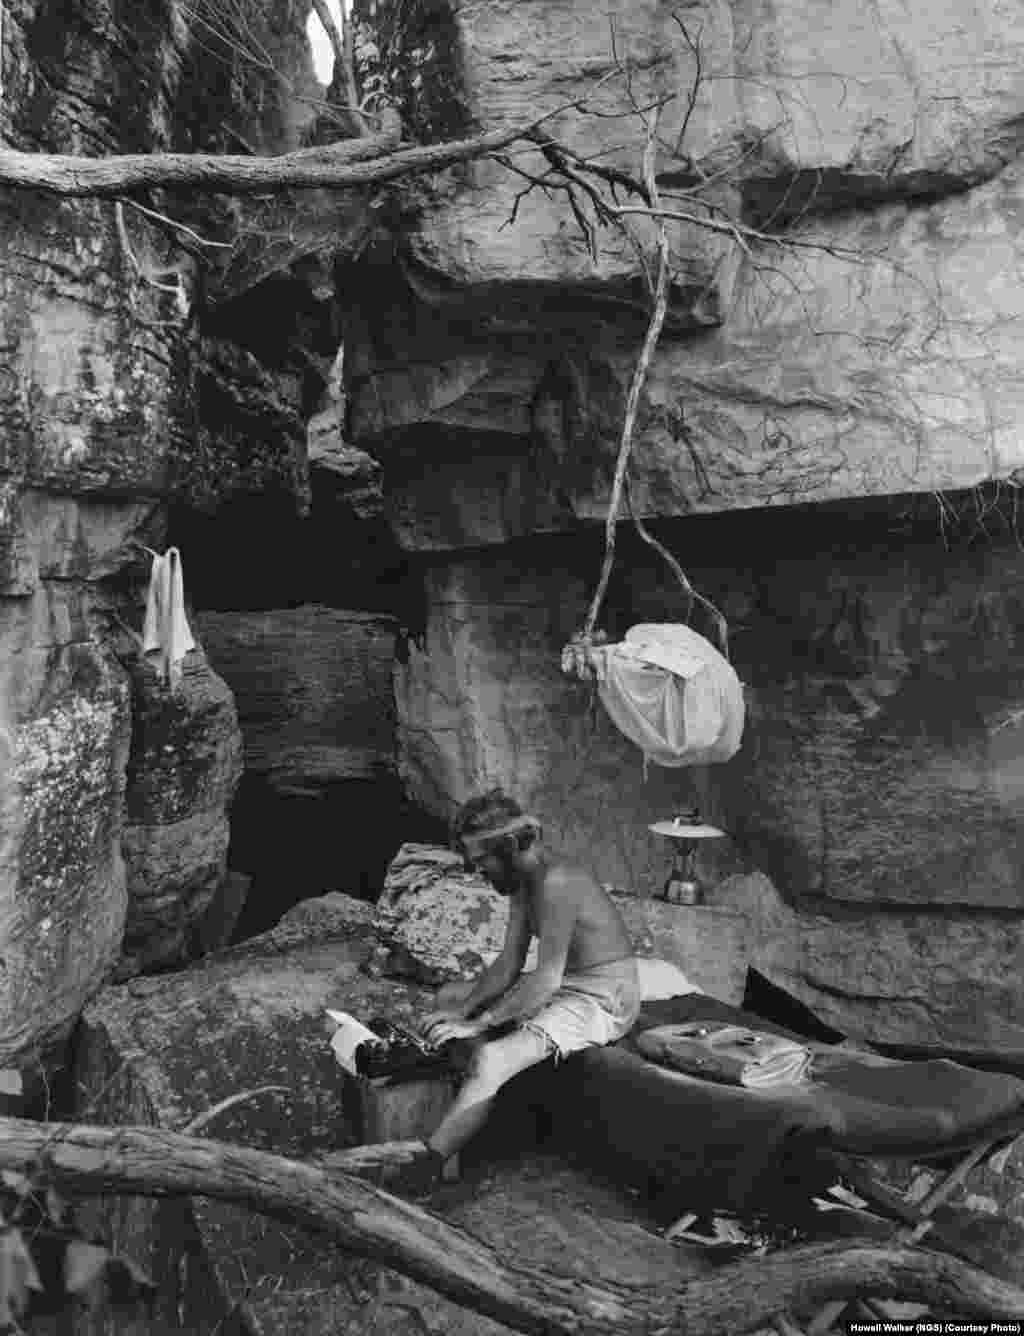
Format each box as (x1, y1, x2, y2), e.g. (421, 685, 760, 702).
(595, 623, 745, 768)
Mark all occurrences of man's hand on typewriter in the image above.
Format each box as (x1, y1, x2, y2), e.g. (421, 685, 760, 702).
(422, 1015, 486, 1045)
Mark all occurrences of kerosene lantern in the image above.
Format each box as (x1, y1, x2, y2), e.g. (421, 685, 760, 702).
(648, 813, 726, 905)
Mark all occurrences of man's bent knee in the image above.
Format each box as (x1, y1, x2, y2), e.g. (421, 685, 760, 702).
(465, 1030, 550, 1095)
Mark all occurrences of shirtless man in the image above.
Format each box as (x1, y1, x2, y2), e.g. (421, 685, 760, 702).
(421, 788, 641, 1163)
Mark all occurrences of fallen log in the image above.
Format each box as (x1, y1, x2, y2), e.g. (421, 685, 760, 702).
(0, 1116, 1021, 1335)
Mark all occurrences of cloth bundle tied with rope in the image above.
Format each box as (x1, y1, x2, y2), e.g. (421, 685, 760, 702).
(562, 623, 744, 770)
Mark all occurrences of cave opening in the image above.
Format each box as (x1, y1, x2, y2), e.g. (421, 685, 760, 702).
(225, 773, 450, 941)
(166, 466, 440, 940)
(164, 294, 442, 941)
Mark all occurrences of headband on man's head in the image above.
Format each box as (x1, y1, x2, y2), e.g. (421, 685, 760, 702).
(460, 815, 541, 859)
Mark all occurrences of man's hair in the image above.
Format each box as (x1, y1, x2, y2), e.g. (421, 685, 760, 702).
(451, 788, 539, 856)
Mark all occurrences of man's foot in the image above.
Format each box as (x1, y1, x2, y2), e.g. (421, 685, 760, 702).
(316, 1139, 447, 1195)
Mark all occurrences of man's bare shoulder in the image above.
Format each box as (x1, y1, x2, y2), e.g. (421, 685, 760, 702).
(539, 862, 602, 900)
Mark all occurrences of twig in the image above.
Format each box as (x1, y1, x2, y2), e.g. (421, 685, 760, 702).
(611, 202, 871, 263)
(623, 476, 730, 656)
(117, 197, 232, 249)
(115, 201, 186, 297)
(181, 1086, 289, 1136)
(671, 14, 705, 160)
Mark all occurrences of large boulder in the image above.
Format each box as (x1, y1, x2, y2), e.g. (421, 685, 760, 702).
(711, 871, 1024, 1056)
(72, 887, 1023, 1336)
(375, 844, 533, 983)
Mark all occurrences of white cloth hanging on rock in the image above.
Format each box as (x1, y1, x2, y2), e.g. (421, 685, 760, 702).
(142, 547, 195, 691)
(592, 623, 745, 768)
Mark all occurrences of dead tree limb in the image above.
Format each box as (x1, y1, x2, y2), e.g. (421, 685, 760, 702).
(0, 1116, 1021, 1336)
(0, 119, 543, 197)
(581, 107, 671, 642)
(0, 72, 626, 200)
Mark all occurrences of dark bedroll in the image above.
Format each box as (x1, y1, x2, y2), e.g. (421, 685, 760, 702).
(483, 993, 1024, 1330)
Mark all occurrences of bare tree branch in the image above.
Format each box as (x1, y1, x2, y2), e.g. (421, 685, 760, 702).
(582, 107, 671, 641)
(0, 72, 626, 199)
(624, 476, 730, 656)
(0, 123, 545, 196)
(0, 130, 399, 196)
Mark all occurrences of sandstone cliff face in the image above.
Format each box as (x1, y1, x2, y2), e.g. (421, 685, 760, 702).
(348, 0, 1024, 545)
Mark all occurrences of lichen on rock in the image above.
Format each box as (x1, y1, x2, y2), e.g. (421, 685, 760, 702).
(0, 612, 131, 1065)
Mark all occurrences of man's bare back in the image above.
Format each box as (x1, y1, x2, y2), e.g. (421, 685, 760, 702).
(522, 861, 633, 974)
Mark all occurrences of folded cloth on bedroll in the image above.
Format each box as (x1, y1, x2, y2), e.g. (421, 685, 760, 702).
(636, 1021, 813, 1089)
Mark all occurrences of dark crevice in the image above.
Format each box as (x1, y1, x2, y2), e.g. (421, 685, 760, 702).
(225, 774, 449, 941)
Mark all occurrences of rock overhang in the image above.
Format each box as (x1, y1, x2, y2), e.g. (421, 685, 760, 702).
(342, 0, 1024, 554)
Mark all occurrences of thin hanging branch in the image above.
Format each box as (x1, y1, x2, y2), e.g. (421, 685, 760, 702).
(582, 106, 671, 641)
(623, 475, 730, 656)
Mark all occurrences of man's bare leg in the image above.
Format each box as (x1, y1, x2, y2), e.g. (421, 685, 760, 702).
(428, 1027, 551, 1161)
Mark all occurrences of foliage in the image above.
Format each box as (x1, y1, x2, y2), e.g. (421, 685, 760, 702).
(0, 1169, 155, 1332)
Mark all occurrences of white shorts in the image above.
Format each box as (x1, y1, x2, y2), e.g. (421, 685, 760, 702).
(521, 957, 641, 1060)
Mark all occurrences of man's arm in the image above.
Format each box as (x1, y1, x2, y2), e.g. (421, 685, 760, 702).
(458, 898, 530, 1017)
(473, 871, 575, 1028)
(423, 894, 531, 1034)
